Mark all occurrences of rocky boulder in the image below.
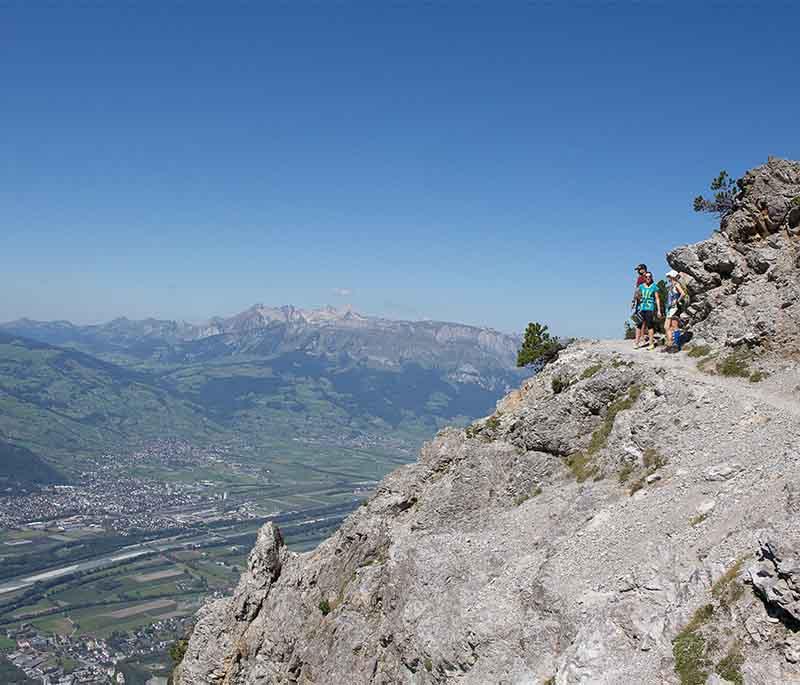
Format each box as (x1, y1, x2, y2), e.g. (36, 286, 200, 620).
(747, 539, 800, 627)
(667, 157, 800, 350)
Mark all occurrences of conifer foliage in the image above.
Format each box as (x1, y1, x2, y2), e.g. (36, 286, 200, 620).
(516, 322, 562, 368)
(693, 170, 739, 219)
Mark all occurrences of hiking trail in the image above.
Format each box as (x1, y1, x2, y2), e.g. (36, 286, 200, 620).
(596, 338, 800, 419)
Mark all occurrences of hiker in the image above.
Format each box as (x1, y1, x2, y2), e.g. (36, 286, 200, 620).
(663, 270, 687, 352)
(631, 264, 648, 347)
(637, 271, 662, 350)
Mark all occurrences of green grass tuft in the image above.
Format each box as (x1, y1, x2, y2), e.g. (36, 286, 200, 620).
(567, 452, 598, 482)
(690, 512, 710, 527)
(621, 448, 667, 494)
(485, 414, 501, 431)
(672, 604, 714, 685)
(169, 638, 189, 667)
(580, 363, 603, 380)
(686, 345, 712, 358)
(551, 375, 570, 394)
(318, 598, 331, 616)
(673, 631, 709, 685)
(587, 385, 641, 455)
(617, 461, 635, 483)
(711, 559, 744, 598)
(514, 485, 542, 506)
(712, 558, 747, 607)
(749, 370, 768, 383)
(716, 351, 751, 378)
(569, 385, 641, 483)
(715, 643, 744, 685)
(685, 604, 714, 632)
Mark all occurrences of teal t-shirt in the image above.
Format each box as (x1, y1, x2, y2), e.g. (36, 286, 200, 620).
(639, 283, 658, 312)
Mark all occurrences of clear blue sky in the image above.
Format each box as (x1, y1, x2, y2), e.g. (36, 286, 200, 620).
(3, 2, 799, 338)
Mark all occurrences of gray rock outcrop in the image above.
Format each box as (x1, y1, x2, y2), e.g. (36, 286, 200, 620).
(747, 539, 800, 627)
(174, 523, 289, 684)
(175, 337, 800, 684)
(667, 157, 800, 350)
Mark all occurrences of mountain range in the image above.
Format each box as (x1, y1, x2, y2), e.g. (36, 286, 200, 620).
(2, 305, 520, 385)
(0, 306, 527, 485)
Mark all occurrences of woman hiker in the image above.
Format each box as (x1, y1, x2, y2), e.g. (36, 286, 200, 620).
(637, 272, 662, 350)
(631, 263, 648, 348)
(664, 269, 687, 352)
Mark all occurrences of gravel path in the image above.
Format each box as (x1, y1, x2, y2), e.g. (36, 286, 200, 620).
(596, 339, 800, 418)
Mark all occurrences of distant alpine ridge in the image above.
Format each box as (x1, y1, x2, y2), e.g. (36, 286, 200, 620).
(2, 305, 521, 391)
(0, 306, 527, 487)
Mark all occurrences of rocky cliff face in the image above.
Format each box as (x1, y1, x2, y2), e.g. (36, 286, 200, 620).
(175, 339, 800, 684)
(176, 159, 800, 685)
(668, 157, 800, 351)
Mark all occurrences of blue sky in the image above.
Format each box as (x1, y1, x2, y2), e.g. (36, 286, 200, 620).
(3, 2, 799, 338)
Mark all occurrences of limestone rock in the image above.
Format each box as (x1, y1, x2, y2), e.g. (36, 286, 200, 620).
(175, 336, 800, 684)
(704, 462, 742, 481)
(747, 539, 800, 624)
(706, 675, 735, 685)
(667, 157, 800, 351)
(173, 523, 290, 685)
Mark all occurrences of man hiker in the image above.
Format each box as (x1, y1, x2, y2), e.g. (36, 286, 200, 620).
(631, 264, 648, 347)
(638, 271, 662, 350)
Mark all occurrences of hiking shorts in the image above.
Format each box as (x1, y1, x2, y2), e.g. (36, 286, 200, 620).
(667, 306, 679, 320)
(640, 310, 655, 328)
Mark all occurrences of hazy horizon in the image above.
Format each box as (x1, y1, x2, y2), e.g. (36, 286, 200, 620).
(2, 301, 528, 335)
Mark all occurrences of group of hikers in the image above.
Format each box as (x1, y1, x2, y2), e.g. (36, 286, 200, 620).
(630, 263, 688, 352)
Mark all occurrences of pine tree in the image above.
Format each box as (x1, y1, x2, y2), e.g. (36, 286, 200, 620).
(516, 322, 562, 368)
(693, 170, 739, 220)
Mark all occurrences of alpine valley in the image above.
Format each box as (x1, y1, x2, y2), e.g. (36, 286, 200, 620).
(0, 305, 527, 682)
(0, 305, 525, 486)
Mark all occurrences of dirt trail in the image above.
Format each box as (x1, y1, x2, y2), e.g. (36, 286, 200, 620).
(594, 339, 800, 418)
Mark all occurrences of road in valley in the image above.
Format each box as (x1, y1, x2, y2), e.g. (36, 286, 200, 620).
(0, 500, 360, 596)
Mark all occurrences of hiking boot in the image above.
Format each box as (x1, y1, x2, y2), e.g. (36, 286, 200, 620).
(648, 343, 655, 351)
